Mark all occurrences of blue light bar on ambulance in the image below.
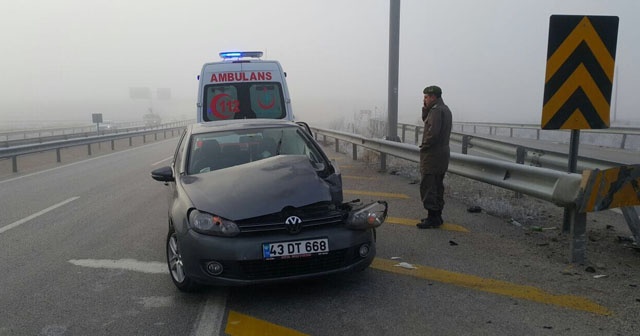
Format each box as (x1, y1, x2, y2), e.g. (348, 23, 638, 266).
(219, 51, 264, 59)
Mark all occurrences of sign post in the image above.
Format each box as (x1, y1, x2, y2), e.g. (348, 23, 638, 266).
(92, 113, 103, 133)
(542, 15, 619, 263)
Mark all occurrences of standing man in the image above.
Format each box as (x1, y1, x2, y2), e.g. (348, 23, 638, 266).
(417, 85, 453, 229)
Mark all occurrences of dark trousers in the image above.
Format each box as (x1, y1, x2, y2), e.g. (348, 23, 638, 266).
(420, 173, 445, 211)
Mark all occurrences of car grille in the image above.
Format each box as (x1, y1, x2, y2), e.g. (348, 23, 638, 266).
(237, 248, 350, 279)
(235, 202, 346, 234)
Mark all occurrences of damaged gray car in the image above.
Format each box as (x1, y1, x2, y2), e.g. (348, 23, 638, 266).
(151, 119, 387, 291)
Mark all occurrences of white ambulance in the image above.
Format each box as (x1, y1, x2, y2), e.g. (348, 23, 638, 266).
(196, 51, 294, 122)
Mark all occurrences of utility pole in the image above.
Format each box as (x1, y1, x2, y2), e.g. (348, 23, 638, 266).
(383, 0, 401, 170)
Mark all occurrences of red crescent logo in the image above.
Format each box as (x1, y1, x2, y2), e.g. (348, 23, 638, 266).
(210, 93, 232, 119)
(257, 87, 275, 110)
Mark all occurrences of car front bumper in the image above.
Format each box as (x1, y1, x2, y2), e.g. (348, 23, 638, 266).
(177, 226, 376, 286)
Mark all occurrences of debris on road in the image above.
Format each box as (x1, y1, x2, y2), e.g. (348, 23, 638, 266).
(394, 262, 417, 270)
(593, 274, 608, 279)
(449, 240, 458, 246)
(467, 205, 482, 213)
(617, 236, 636, 243)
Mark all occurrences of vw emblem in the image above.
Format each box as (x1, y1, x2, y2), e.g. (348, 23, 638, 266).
(285, 216, 303, 234)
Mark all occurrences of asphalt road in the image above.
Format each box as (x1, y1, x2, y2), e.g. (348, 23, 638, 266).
(1, 136, 639, 335)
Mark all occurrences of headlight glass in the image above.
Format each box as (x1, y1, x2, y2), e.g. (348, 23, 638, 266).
(346, 201, 388, 230)
(189, 210, 240, 237)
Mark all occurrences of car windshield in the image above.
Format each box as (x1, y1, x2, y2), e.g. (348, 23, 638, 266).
(187, 126, 325, 174)
(203, 83, 286, 121)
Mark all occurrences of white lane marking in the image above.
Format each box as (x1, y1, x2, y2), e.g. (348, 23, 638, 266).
(0, 197, 80, 235)
(70, 257, 228, 336)
(68, 259, 168, 274)
(0, 138, 176, 185)
(192, 288, 228, 336)
(137, 296, 174, 308)
(152, 156, 173, 166)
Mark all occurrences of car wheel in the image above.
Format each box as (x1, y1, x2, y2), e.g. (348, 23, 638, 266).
(166, 228, 201, 292)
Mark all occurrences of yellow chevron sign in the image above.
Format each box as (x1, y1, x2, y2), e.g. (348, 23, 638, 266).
(579, 165, 640, 213)
(542, 15, 619, 130)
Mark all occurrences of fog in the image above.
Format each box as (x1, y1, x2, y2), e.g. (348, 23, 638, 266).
(1, 0, 638, 128)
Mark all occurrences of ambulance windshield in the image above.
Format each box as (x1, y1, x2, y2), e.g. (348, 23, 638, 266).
(203, 83, 286, 121)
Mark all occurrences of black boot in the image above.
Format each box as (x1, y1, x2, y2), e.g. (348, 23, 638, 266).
(417, 210, 443, 229)
(434, 210, 443, 226)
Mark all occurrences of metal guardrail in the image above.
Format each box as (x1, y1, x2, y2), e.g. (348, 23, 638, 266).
(452, 121, 640, 147)
(0, 124, 188, 173)
(310, 126, 632, 264)
(312, 127, 583, 207)
(397, 123, 623, 171)
(0, 121, 186, 147)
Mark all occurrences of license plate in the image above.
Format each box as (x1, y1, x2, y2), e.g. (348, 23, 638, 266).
(263, 238, 329, 259)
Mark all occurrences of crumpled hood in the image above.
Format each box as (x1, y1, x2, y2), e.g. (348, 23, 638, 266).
(180, 155, 334, 220)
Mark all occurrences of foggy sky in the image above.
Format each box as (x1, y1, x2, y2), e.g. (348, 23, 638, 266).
(1, 0, 638, 127)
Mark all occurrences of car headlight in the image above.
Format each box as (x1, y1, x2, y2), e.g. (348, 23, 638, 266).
(346, 201, 388, 230)
(189, 210, 240, 237)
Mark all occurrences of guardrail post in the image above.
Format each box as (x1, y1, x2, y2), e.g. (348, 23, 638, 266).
(323, 135, 327, 145)
(87, 144, 92, 156)
(143, 135, 147, 144)
(56, 149, 61, 162)
(569, 207, 587, 264)
(111, 140, 115, 150)
(414, 126, 420, 145)
(536, 129, 540, 140)
(510, 128, 514, 137)
(335, 139, 339, 153)
(129, 137, 133, 146)
(401, 125, 406, 143)
(462, 135, 470, 154)
(352, 143, 357, 160)
(620, 134, 627, 149)
(154, 133, 158, 141)
(473, 125, 476, 134)
(515, 147, 526, 198)
(489, 126, 493, 135)
(621, 207, 640, 244)
(12, 156, 18, 173)
(381, 153, 387, 171)
(516, 146, 525, 164)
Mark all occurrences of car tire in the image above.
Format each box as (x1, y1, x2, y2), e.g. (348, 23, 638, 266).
(166, 228, 201, 292)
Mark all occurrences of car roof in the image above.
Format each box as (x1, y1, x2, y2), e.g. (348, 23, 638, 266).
(190, 119, 299, 135)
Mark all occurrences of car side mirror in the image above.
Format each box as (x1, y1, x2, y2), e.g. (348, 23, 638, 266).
(151, 166, 175, 182)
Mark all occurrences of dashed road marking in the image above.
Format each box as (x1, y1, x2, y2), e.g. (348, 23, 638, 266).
(152, 156, 173, 166)
(0, 197, 80, 235)
(371, 258, 611, 316)
(344, 190, 410, 199)
(68, 259, 168, 274)
(193, 289, 228, 336)
(225, 310, 308, 336)
(386, 216, 470, 232)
